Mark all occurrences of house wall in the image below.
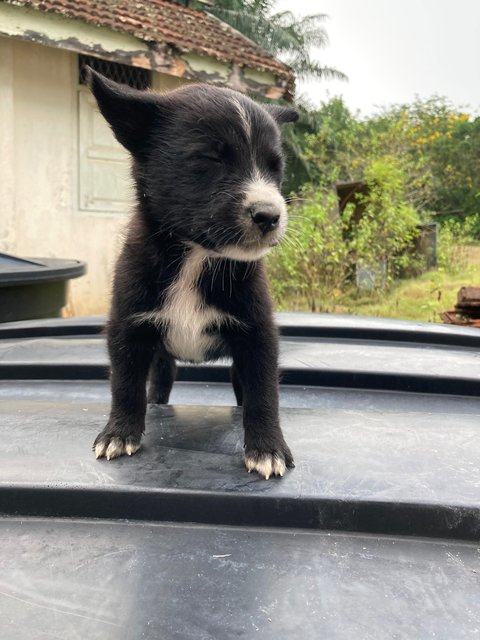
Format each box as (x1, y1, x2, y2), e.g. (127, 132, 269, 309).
(0, 36, 187, 316)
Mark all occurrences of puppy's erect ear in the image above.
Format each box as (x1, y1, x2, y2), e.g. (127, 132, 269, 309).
(264, 104, 299, 125)
(85, 66, 160, 156)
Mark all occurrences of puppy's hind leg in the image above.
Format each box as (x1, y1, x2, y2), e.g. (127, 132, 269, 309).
(231, 364, 243, 407)
(147, 350, 177, 404)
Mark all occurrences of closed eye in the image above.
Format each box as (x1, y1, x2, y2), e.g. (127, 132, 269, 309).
(198, 152, 222, 163)
(192, 141, 234, 165)
(267, 154, 283, 173)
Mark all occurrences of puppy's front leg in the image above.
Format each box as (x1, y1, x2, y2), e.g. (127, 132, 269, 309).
(230, 327, 294, 479)
(94, 323, 155, 460)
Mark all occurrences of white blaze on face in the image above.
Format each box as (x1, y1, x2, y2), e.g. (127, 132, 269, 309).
(243, 169, 288, 237)
(231, 97, 252, 140)
(220, 99, 288, 262)
(217, 170, 288, 262)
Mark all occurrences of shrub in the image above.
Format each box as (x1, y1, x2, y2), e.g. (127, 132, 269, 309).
(268, 159, 421, 309)
(437, 214, 480, 273)
(347, 157, 420, 285)
(267, 190, 349, 311)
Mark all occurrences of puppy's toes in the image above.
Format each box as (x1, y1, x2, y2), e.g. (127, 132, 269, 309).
(106, 437, 125, 460)
(94, 433, 141, 460)
(94, 439, 109, 460)
(125, 437, 141, 456)
(244, 451, 288, 480)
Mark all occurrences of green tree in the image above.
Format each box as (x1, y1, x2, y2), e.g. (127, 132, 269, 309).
(301, 97, 367, 185)
(207, 0, 346, 82)
(348, 157, 420, 283)
(302, 96, 480, 224)
(267, 159, 420, 310)
(267, 189, 350, 311)
(361, 100, 480, 223)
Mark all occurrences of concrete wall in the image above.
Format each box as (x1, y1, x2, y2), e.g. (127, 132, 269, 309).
(0, 36, 186, 316)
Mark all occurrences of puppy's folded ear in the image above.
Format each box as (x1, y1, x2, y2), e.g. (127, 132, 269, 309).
(264, 104, 299, 125)
(85, 66, 160, 156)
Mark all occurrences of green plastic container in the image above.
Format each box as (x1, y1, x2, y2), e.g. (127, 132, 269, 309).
(0, 253, 86, 322)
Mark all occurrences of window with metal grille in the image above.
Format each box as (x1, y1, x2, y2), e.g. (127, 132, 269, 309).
(78, 55, 151, 90)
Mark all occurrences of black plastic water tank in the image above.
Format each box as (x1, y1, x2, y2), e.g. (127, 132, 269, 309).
(1, 314, 480, 638)
(0, 252, 86, 322)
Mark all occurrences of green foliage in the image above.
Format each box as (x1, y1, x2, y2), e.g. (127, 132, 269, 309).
(301, 97, 480, 226)
(268, 160, 420, 310)
(349, 158, 420, 283)
(268, 190, 348, 311)
(269, 94, 480, 315)
(281, 97, 363, 194)
(207, 0, 346, 82)
(280, 98, 328, 194)
(437, 215, 480, 272)
(301, 97, 367, 185)
(427, 116, 480, 222)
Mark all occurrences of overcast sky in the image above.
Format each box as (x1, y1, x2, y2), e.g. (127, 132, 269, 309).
(276, 0, 480, 116)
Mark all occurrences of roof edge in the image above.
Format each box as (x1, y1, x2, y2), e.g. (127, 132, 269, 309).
(1, 0, 295, 100)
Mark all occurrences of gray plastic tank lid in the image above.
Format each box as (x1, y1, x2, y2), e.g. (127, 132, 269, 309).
(0, 252, 86, 286)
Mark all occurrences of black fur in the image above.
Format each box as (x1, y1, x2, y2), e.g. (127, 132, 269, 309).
(88, 68, 297, 477)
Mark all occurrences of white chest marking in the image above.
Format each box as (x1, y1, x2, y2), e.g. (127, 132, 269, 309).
(134, 247, 237, 362)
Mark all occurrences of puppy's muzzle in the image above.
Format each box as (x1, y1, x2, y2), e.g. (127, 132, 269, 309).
(249, 202, 281, 235)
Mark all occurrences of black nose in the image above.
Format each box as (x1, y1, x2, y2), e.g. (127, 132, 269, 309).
(250, 205, 280, 234)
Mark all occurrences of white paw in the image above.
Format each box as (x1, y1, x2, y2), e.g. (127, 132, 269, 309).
(94, 436, 141, 460)
(244, 452, 286, 480)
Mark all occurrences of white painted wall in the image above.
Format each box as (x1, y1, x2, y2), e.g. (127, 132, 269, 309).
(0, 36, 186, 316)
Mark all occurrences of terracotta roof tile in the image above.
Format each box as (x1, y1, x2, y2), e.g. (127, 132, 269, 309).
(7, 0, 292, 79)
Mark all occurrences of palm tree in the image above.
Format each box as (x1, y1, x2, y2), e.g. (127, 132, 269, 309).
(206, 0, 346, 82)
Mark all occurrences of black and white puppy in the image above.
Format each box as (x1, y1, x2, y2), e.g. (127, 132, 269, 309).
(88, 69, 298, 479)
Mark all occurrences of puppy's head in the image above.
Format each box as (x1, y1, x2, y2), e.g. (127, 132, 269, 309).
(87, 68, 298, 261)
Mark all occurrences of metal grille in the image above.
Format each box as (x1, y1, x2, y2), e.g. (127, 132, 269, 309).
(79, 55, 151, 90)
